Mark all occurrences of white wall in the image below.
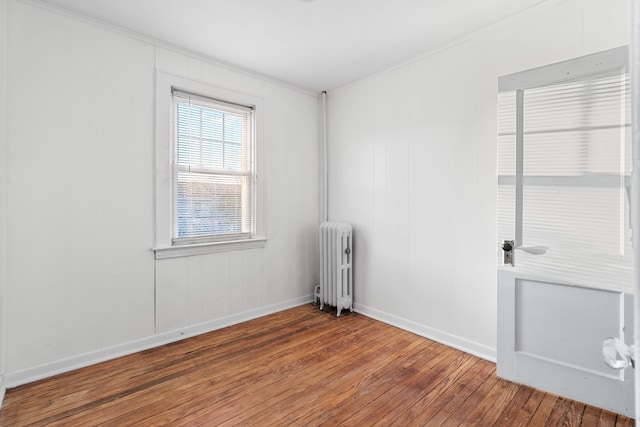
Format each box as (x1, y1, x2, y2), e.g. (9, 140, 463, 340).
(3, 0, 318, 385)
(327, 0, 630, 359)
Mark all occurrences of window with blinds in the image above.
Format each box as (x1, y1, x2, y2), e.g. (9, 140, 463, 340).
(172, 90, 255, 245)
(497, 67, 632, 293)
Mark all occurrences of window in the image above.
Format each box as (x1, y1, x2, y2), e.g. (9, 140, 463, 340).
(172, 90, 254, 245)
(154, 72, 265, 259)
(497, 46, 632, 293)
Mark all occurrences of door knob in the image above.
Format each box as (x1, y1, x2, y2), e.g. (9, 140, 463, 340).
(502, 240, 514, 266)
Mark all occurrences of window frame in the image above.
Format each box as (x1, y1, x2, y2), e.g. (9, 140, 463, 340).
(171, 89, 255, 246)
(153, 71, 266, 259)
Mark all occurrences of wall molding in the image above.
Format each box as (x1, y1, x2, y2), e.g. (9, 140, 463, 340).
(0, 0, 8, 403)
(0, 376, 5, 408)
(5, 295, 313, 388)
(0, 376, 4, 408)
(354, 303, 497, 363)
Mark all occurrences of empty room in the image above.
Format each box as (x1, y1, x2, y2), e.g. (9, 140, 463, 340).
(0, 0, 638, 425)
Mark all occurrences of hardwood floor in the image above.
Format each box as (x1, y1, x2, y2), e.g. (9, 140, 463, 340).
(0, 304, 634, 426)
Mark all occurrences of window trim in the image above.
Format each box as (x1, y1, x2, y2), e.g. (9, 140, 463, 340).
(153, 71, 266, 259)
(498, 45, 628, 92)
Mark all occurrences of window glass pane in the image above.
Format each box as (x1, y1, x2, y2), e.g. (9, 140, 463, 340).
(224, 142, 241, 170)
(497, 184, 515, 265)
(497, 91, 516, 176)
(523, 76, 628, 132)
(518, 185, 632, 290)
(497, 72, 632, 293)
(176, 172, 245, 237)
(497, 91, 516, 265)
(224, 113, 243, 143)
(202, 109, 223, 140)
(177, 103, 198, 138)
(202, 140, 223, 169)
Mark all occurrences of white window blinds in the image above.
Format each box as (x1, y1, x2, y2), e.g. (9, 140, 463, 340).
(172, 89, 255, 245)
(497, 71, 633, 293)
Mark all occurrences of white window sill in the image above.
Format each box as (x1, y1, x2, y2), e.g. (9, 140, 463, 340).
(153, 238, 267, 260)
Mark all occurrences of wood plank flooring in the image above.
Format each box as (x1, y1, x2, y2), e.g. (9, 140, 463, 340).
(0, 304, 634, 426)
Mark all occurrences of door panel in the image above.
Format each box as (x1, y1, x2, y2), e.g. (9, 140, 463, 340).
(498, 271, 635, 415)
(516, 280, 620, 377)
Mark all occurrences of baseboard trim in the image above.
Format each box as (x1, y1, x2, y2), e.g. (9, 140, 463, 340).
(0, 376, 5, 408)
(5, 294, 314, 388)
(354, 303, 497, 363)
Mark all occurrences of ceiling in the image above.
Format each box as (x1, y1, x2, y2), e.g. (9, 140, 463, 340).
(41, 0, 549, 92)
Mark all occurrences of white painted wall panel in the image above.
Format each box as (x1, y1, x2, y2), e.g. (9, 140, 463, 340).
(329, 0, 629, 358)
(4, 0, 318, 380)
(6, 1, 156, 373)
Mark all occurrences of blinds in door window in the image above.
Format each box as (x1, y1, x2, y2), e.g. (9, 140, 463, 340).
(497, 72, 633, 293)
(172, 90, 255, 245)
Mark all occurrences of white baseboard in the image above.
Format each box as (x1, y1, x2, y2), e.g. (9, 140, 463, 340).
(354, 303, 497, 363)
(0, 376, 5, 408)
(5, 294, 314, 388)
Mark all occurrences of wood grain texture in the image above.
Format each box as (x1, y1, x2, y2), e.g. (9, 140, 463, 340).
(0, 304, 633, 426)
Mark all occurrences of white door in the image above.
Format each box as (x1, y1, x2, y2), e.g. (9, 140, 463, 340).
(496, 46, 635, 418)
